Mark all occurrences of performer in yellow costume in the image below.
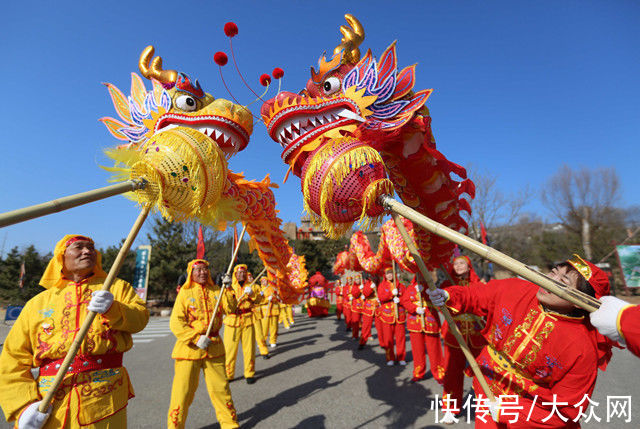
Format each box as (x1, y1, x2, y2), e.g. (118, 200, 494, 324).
(167, 259, 238, 429)
(0, 235, 149, 428)
(223, 264, 260, 384)
(247, 272, 270, 360)
(259, 277, 281, 347)
(279, 303, 295, 329)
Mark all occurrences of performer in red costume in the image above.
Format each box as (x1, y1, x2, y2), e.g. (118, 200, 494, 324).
(342, 276, 353, 332)
(427, 255, 614, 428)
(350, 275, 364, 339)
(590, 296, 640, 357)
(358, 276, 378, 349)
(400, 275, 444, 383)
(377, 267, 407, 366)
(439, 256, 487, 415)
(334, 279, 344, 320)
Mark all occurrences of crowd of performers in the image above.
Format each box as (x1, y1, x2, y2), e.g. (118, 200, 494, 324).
(1, 234, 640, 428)
(0, 234, 296, 429)
(332, 253, 640, 427)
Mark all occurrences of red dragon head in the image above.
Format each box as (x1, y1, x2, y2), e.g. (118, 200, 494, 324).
(261, 14, 474, 267)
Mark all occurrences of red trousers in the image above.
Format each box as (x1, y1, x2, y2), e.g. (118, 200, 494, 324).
(344, 305, 352, 326)
(381, 322, 406, 362)
(442, 344, 483, 412)
(360, 314, 374, 345)
(336, 303, 343, 320)
(351, 312, 361, 338)
(409, 332, 444, 382)
(374, 315, 384, 347)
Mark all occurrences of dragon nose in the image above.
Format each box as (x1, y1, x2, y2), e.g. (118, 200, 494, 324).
(261, 91, 302, 121)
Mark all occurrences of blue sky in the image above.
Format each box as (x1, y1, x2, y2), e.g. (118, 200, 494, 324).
(1, 1, 638, 255)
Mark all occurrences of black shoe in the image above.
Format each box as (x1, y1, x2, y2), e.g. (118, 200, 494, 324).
(263, 354, 270, 360)
(246, 377, 256, 384)
(357, 343, 365, 350)
(346, 327, 351, 332)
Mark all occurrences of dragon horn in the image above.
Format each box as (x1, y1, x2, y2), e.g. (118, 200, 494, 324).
(333, 14, 364, 65)
(138, 45, 178, 84)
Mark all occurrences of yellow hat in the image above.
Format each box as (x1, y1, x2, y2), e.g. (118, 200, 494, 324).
(40, 235, 107, 289)
(182, 259, 215, 289)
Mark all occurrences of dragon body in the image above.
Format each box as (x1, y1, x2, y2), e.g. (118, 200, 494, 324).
(261, 15, 474, 269)
(101, 47, 303, 302)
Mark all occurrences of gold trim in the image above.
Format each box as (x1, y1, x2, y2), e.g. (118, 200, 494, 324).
(567, 254, 592, 281)
(617, 304, 634, 343)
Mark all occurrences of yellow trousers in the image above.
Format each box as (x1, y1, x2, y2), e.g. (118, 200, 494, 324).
(167, 358, 238, 429)
(252, 314, 270, 356)
(41, 393, 127, 428)
(261, 316, 279, 345)
(223, 325, 255, 378)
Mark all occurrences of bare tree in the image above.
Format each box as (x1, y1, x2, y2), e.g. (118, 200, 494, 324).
(541, 165, 621, 260)
(466, 166, 531, 239)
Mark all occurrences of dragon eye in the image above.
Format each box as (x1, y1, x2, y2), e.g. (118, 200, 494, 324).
(175, 95, 198, 112)
(322, 77, 341, 95)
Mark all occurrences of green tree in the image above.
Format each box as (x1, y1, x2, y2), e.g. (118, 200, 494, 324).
(0, 246, 49, 305)
(100, 240, 136, 284)
(292, 238, 350, 279)
(147, 216, 192, 304)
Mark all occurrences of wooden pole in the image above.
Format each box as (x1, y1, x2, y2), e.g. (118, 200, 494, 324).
(39, 204, 152, 412)
(391, 260, 400, 321)
(206, 224, 248, 338)
(382, 196, 600, 312)
(0, 180, 146, 228)
(391, 213, 496, 403)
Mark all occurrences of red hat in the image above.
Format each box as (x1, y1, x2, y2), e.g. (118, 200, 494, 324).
(567, 254, 609, 299)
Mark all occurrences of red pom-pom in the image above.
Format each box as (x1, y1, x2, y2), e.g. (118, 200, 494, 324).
(260, 74, 272, 86)
(272, 67, 284, 79)
(214, 52, 228, 66)
(224, 22, 238, 37)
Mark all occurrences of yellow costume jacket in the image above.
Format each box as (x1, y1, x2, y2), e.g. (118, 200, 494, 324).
(0, 276, 148, 425)
(223, 280, 264, 328)
(170, 282, 235, 360)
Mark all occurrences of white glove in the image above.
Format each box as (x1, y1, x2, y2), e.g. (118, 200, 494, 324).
(87, 290, 114, 314)
(359, 284, 364, 291)
(415, 284, 424, 293)
(370, 283, 376, 289)
(268, 295, 274, 302)
(416, 307, 425, 315)
(243, 286, 253, 295)
(349, 296, 353, 302)
(489, 400, 500, 422)
(260, 290, 265, 296)
(222, 274, 232, 286)
(195, 335, 211, 350)
(589, 296, 630, 344)
(18, 401, 51, 429)
(427, 288, 449, 307)
(393, 297, 400, 304)
(392, 288, 398, 296)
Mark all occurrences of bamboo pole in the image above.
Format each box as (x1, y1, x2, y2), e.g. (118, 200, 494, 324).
(0, 180, 147, 228)
(391, 213, 497, 404)
(382, 196, 600, 312)
(391, 260, 400, 321)
(39, 204, 152, 412)
(206, 224, 248, 338)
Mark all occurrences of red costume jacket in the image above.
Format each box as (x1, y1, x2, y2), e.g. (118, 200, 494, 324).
(619, 304, 640, 357)
(361, 280, 378, 317)
(445, 278, 602, 427)
(400, 280, 441, 334)
(440, 272, 486, 349)
(351, 284, 364, 314)
(377, 279, 406, 324)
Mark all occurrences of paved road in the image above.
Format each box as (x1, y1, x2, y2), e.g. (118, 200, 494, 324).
(1, 313, 638, 428)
